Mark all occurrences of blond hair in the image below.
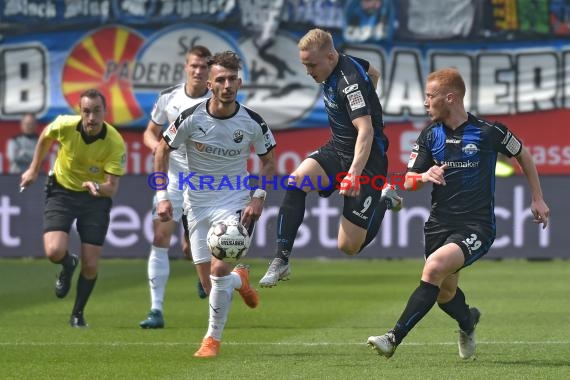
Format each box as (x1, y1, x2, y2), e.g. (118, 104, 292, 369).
(298, 28, 334, 52)
(427, 68, 466, 98)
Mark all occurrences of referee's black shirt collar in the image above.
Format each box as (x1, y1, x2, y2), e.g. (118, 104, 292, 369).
(76, 121, 107, 144)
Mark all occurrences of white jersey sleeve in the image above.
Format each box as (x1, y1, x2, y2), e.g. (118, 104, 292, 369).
(151, 84, 210, 179)
(162, 106, 198, 149)
(150, 89, 171, 126)
(243, 106, 276, 155)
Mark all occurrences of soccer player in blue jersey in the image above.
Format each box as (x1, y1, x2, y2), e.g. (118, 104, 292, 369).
(260, 28, 401, 287)
(367, 67, 550, 359)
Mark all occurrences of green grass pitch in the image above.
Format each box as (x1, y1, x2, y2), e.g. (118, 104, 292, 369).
(1, 258, 569, 379)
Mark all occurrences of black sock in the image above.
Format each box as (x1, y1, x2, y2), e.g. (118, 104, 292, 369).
(72, 274, 97, 316)
(359, 201, 387, 252)
(55, 251, 74, 269)
(276, 186, 307, 263)
(438, 287, 472, 332)
(392, 281, 440, 344)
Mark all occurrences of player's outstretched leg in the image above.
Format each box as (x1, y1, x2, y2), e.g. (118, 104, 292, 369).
(260, 185, 306, 288)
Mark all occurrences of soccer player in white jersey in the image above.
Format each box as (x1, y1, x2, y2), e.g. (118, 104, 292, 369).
(139, 46, 212, 329)
(155, 51, 276, 358)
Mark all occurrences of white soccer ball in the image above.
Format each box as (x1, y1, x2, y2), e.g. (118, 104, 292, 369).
(207, 218, 251, 262)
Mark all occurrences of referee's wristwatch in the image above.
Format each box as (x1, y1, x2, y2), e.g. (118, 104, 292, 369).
(93, 182, 101, 193)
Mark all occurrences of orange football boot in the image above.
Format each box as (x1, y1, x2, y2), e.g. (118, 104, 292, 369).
(233, 264, 259, 308)
(193, 336, 220, 358)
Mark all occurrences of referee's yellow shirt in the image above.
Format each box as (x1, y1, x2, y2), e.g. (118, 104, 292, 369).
(45, 115, 126, 191)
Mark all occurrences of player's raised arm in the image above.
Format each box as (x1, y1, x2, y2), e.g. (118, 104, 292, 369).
(20, 127, 55, 189)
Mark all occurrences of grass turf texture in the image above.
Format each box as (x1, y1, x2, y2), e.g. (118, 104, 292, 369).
(0, 258, 569, 379)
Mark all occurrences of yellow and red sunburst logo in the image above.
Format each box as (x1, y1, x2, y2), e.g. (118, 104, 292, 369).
(62, 26, 145, 126)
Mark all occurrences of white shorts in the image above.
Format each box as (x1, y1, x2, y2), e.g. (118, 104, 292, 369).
(152, 175, 185, 222)
(186, 200, 249, 264)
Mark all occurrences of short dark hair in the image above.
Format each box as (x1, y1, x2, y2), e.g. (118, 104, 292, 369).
(80, 89, 107, 109)
(207, 51, 241, 71)
(187, 45, 211, 59)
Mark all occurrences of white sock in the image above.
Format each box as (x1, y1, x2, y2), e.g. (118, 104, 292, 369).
(205, 275, 234, 341)
(148, 246, 169, 311)
(230, 271, 242, 290)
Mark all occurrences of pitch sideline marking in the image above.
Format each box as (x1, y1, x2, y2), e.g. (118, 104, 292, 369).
(0, 341, 568, 347)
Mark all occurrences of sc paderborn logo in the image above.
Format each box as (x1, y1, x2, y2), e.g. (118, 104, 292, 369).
(462, 143, 479, 156)
(233, 130, 244, 143)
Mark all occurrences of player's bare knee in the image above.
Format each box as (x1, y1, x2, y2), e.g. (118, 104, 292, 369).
(421, 262, 446, 284)
(44, 243, 67, 262)
(338, 241, 361, 256)
(45, 249, 65, 262)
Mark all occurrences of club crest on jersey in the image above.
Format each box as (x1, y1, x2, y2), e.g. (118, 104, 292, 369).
(233, 130, 244, 143)
(462, 143, 479, 156)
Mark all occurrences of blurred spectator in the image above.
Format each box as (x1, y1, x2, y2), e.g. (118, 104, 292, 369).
(550, 0, 570, 35)
(6, 113, 39, 173)
(344, 0, 396, 42)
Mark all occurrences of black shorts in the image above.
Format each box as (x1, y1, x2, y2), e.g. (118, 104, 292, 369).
(309, 141, 389, 229)
(43, 178, 112, 246)
(424, 219, 496, 268)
